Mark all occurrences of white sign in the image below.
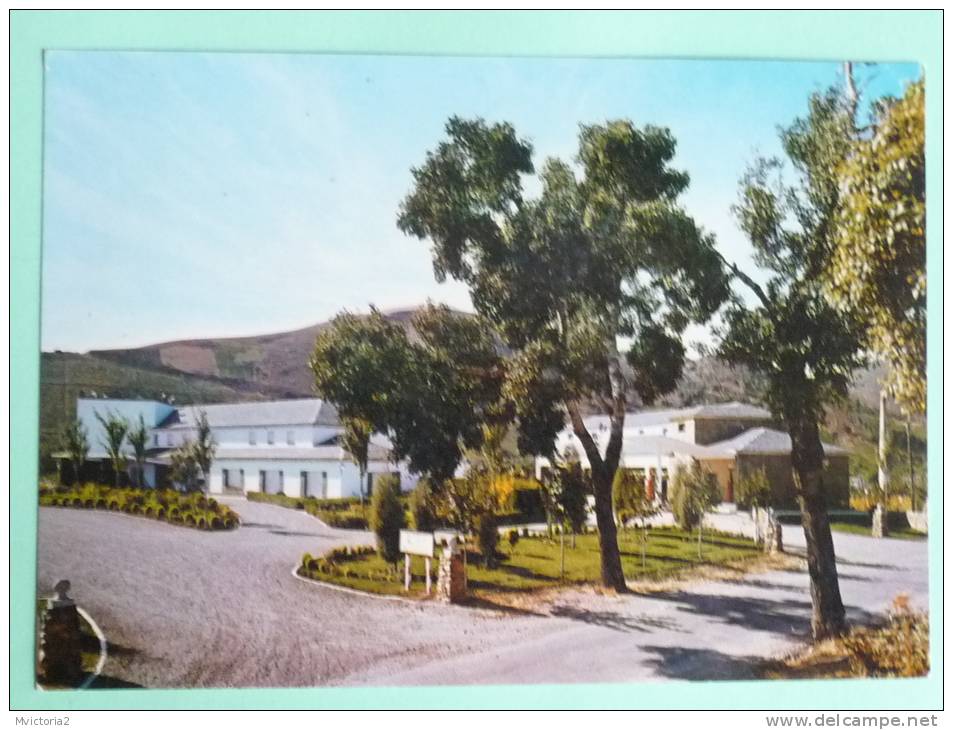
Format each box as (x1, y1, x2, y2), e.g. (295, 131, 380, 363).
(399, 530, 434, 558)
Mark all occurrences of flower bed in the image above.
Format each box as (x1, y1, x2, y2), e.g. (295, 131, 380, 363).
(39, 483, 240, 530)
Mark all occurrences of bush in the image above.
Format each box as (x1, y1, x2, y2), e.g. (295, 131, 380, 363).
(408, 479, 437, 532)
(842, 596, 928, 677)
(670, 459, 722, 532)
(370, 474, 405, 564)
(736, 467, 771, 510)
(476, 512, 500, 566)
(507, 529, 520, 549)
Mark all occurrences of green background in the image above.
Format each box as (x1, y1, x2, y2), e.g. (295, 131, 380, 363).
(10, 10, 943, 710)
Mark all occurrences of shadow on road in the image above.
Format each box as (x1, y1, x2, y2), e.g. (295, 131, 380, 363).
(639, 644, 763, 680)
(549, 604, 682, 634)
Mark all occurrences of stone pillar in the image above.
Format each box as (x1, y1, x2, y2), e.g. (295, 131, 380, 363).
(39, 580, 83, 686)
(436, 538, 466, 603)
(872, 504, 886, 539)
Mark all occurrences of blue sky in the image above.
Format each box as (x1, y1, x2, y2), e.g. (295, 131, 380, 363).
(41, 52, 920, 352)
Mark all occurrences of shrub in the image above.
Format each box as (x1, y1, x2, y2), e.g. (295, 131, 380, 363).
(841, 596, 928, 677)
(370, 474, 405, 565)
(736, 467, 772, 510)
(476, 512, 500, 567)
(507, 529, 520, 549)
(408, 479, 437, 532)
(670, 459, 722, 532)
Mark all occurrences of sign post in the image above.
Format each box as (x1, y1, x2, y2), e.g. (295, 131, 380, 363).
(399, 530, 435, 594)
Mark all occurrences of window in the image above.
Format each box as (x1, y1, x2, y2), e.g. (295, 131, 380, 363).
(153, 434, 159, 447)
(249, 430, 256, 445)
(678, 422, 686, 433)
(301, 471, 309, 497)
(278, 470, 284, 491)
(321, 471, 328, 499)
(287, 430, 295, 445)
(259, 470, 266, 490)
(267, 430, 275, 445)
(222, 469, 229, 488)
(366, 472, 374, 497)
(239, 469, 244, 488)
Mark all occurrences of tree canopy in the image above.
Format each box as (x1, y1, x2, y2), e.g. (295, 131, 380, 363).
(399, 116, 728, 590)
(827, 78, 925, 414)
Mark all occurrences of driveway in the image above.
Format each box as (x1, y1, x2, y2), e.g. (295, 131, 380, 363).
(36, 500, 928, 688)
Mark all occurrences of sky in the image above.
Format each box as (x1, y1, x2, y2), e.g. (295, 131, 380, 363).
(40, 52, 920, 353)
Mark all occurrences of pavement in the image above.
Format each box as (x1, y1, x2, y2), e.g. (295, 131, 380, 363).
(36, 499, 928, 688)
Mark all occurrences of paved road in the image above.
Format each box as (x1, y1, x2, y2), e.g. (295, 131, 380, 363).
(36, 500, 928, 688)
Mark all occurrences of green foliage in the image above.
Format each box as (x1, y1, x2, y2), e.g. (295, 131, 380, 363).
(369, 474, 405, 564)
(38, 483, 239, 530)
(408, 478, 438, 532)
(613, 469, 659, 526)
(828, 79, 925, 415)
(95, 411, 129, 487)
(247, 491, 370, 528)
(552, 463, 590, 534)
(61, 419, 89, 485)
(669, 460, 721, 532)
(398, 115, 729, 586)
(311, 304, 504, 483)
(475, 511, 500, 567)
(126, 416, 149, 488)
(191, 410, 216, 481)
(736, 467, 772, 510)
(169, 445, 201, 492)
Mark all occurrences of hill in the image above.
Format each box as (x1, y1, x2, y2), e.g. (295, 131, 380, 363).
(88, 307, 461, 397)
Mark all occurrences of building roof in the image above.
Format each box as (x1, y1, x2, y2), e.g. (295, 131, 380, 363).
(705, 427, 848, 457)
(618, 435, 720, 459)
(159, 398, 339, 430)
(576, 401, 772, 434)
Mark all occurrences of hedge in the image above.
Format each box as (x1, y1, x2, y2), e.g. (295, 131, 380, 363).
(39, 483, 240, 530)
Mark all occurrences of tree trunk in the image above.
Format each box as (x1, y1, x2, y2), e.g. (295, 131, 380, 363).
(567, 401, 627, 592)
(789, 416, 847, 640)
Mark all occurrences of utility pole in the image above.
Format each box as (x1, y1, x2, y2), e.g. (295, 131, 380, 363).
(906, 418, 916, 512)
(874, 389, 890, 537)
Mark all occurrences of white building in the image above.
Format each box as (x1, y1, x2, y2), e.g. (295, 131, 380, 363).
(66, 397, 419, 498)
(536, 402, 850, 507)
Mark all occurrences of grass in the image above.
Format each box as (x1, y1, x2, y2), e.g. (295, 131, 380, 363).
(298, 526, 763, 599)
(247, 490, 369, 528)
(829, 521, 925, 540)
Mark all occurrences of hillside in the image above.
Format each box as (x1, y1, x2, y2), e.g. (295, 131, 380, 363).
(88, 307, 460, 397)
(39, 351, 285, 466)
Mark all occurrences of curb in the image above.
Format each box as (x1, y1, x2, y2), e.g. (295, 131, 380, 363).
(290, 564, 424, 606)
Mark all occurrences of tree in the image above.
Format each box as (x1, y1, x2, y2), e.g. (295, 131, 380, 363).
(311, 304, 503, 486)
(95, 411, 128, 488)
(370, 474, 405, 567)
(127, 415, 149, 488)
(399, 117, 727, 591)
(613, 469, 659, 567)
(553, 462, 590, 542)
(669, 459, 721, 558)
(408, 478, 438, 532)
(827, 78, 925, 415)
(191, 410, 216, 492)
(735, 467, 772, 511)
(718, 81, 866, 639)
(169, 445, 200, 492)
(341, 418, 373, 510)
(61, 419, 89, 485)
(475, 511, 500, 567)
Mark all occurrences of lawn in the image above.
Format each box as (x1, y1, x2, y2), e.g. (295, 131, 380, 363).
(298, 526, 763, 598)
(829, 521, 926, 540)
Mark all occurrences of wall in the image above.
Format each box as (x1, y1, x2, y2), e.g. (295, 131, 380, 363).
(698, 458, 735, 501)
(735, 453, 850, 509)
(77, 398, 175, 454)
(693, 418, 775, 445)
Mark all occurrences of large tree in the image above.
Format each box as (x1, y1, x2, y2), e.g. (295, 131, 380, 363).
(718, 84, 866, 639)
(398, 117, 727, 590)
(311, 303, 504, 486)
(127, 415, 149, 488)
(827, 77, 925, 415)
